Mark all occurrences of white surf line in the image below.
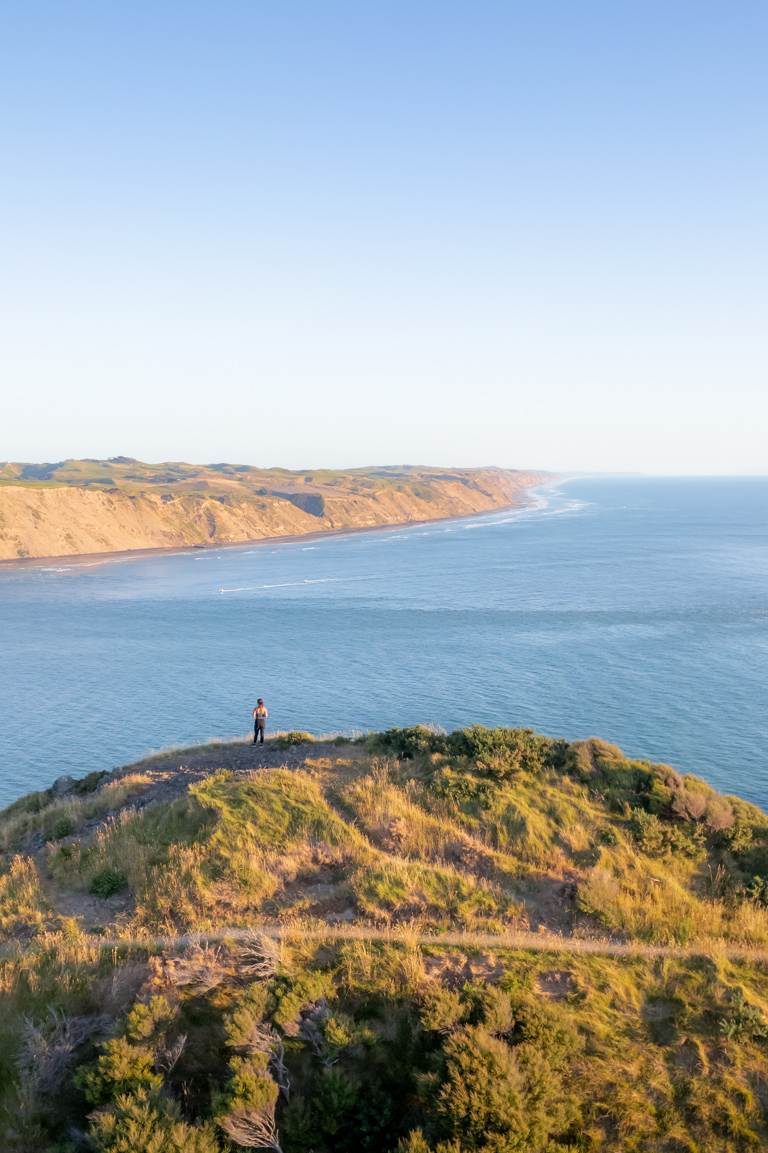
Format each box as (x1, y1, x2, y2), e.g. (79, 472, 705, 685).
(218, 576, 380, 594)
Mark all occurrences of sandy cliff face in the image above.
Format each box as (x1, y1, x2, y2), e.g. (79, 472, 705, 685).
(0, 467, 546, 560)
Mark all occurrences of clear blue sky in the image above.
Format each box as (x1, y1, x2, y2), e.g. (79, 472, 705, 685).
(1, 2, 766, 473)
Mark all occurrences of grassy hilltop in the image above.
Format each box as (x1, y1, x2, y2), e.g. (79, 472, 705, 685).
(4, 726, 768, 1150)
(0, 459, 545, 559)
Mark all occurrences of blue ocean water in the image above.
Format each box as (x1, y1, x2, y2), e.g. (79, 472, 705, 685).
(1, 477, 766, 809)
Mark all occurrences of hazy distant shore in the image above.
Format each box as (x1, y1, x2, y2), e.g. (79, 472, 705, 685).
(0, 483, 551, 570)
(0, 461, 549, 565)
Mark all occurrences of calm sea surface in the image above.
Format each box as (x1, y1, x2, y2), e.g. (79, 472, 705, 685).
(1, 477, 767, 808)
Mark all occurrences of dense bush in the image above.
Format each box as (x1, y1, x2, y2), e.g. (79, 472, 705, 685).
(630, 807, 706, 858)
(270, 969, 335, 1032)
(50, 814, 76, 840)
(435, 1025, 571, 1151)
(374, 725, 567, 779)
(90, 866, 129, 898)
(89, 1088, 221, 1153)
(75, 1037, 161, 1104)
(273, 731, 314, 749)
(746, 875, 768, 907)
(374, 726, 447, 760)
(429, 768, 496, 808)
(447, 726, 568, 779)
(721, 821, 755, 855)
(73, 769, 110, 795)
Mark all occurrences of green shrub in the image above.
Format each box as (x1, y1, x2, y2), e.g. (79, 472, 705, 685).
(73, 770, 109, 795)
(89, 1087, 222, 1152)
(125, 995, 176, 1042)
(215, 1053, 279, 1149)
(430, 768, 495, 808)
(435, 1025, 572, 1150)
(630, 809, 666, 856)
(420, 986, 465, 1034)
(313, 1067, 359, 1139)
(222, 1052, 278, 1112)
(501, 994, 577, 1065)
(720, 990, 768, 1041)
(224, 984, 271, 1050)
(746, 875, 768, 906)
(274, 731, 314, 749)
(76, 1037, 161, 1105)
(459, 983, 514, 1035)
(396, 1132, 433, 1153)
(373, 725, 569, 777)
(448, 726, 568, 778)
(50, 814, 76, 840)
(90, 866, 129, 898)
(722, 821, 755, 855)
(374, 726, 447, 760)
(630, 807, 706, 859)
(270, 970, 335, 1032)
(281, 1095, 316, 1149)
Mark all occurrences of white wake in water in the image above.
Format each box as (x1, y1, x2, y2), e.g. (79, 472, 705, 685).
(218, 575, 381, 594)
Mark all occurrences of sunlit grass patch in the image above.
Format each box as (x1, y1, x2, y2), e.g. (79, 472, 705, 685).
(193, 768, 364, 853)
(476, 773, 603, 865)
(0, 855, 49, 934)
(577, 856, 726, 944)
(339, 764, 466, 860)
(351, 857, 517, 928)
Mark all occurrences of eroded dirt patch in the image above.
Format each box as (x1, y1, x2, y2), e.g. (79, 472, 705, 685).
(536, 969, 576, 1000)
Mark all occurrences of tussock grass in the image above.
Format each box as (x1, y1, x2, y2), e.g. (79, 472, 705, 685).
(0, 855, 48, 933)
(49, 793, 209, 885)
(578, 860, 726, 944)
(336, 938, 428, 997)
(0, 773, 153, 851)
(340, 763, 467, 859)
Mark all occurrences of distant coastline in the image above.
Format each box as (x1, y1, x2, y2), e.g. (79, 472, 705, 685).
(0, 460, 550, 565)
(0, 482, 554, 570)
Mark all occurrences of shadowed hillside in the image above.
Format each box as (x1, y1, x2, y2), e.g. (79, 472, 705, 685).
(3, 725, 768, 1151)
(0, 460, 546, 560)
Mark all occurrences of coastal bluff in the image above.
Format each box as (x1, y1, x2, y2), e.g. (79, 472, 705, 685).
(0, 459, 546, 560)
(4, 724, 768, 1151)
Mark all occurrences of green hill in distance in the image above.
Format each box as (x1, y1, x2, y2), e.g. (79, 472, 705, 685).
(0, 459, 546, 560)
(3, 725, 768, 1151)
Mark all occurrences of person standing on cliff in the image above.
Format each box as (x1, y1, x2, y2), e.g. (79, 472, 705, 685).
(252, 698, 268, 744)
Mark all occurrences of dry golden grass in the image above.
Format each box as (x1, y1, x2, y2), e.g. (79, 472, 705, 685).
(0, 855, 48, 932)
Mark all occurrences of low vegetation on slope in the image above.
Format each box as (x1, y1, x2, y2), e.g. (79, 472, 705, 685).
(0, 458, 526, 498)
(3, 726, 768, 1150)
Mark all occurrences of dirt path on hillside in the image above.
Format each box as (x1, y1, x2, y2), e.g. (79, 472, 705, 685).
(119, 737, 362, 804)
(76, 922, 768, 964)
